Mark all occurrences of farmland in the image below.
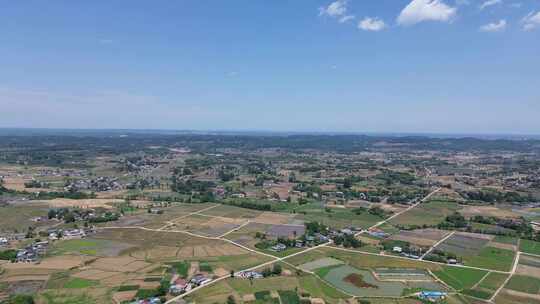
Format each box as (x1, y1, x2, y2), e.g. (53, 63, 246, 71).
(2, 132, 540, 303)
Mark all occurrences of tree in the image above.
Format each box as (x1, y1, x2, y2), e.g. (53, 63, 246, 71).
(7, 295, 34, 304)
(272, 264, 282, 275)
(227, 295, 236, 304)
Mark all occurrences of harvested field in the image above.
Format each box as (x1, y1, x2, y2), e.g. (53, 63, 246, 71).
(0, 274, 50, 282)
(389, 200, 461, 228)
(499, 289, 540, 302)
(389, 229, 450, 247)
(89, 256, 151, 272)
(113, 290, 138, 303)
(487, 240, 517, 251)
(253, 212, 297, 225)
(199, 204, 262, 219)
(2, 177, 51, 192)
(1, 255, 88, 271)
(42, 198, 122, 209)
(72, 269, 118, 280)
(516, 264, 540, 279)
(460, 205, 519, 219)
(50, 238, 134, 257)
(167, 214, 244, 237)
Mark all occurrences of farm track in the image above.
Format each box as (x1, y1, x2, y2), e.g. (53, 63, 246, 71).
(419, 231, 456, 260)
(96, 187, 515, 303)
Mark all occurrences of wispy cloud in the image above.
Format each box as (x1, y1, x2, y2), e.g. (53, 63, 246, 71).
(479, 19, 507, 32)
(480, 0, 502, 10)
(522, 11, 540, 31)
(339, 15, 355, 23)
(397, 0, 457, 26)
(358, 17, 387, 31)
(319, 0, 348, 18)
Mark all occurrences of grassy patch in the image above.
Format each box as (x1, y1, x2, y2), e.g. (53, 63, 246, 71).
(39, 291, 96, 304)
(433, 266, 487, 291)
(478, 272, 508, 291)
(63, 278, 99, 289)
(167, 261, 190, 277)
(298, 275, 349, 301)
(519, 239, 540, 255)
(200, 261, 213, 272)
(117, 285, 139, 291)
(278, 290, 300, 304)
(493, 235, 518, 245)
(463, 246, 515, 272)
(462, 288, 492, 300)
(505, 275, 540, 294)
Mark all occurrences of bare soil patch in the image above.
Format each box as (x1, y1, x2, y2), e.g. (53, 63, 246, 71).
(516, 265, 540, 279)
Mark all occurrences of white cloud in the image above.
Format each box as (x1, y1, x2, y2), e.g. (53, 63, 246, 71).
(479, 19, 507, 32)
(339, 15, 355, 23)
(397, 0, 457, 26)
(358, 17, 387, 31)
(522, 11, 540, 31)
(480, 0, 502, 10)
(509, 3, 522, 8)
(319, 0, 348, 17)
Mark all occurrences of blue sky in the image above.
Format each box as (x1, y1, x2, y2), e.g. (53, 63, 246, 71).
(1, 0, 539, 134)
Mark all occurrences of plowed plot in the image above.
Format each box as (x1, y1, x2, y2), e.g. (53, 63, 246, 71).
(389, 229, 450, 247)
(435, 233, 491, 257)
(177, 243, 246, 258)
(223, 222, 269, 247)
(266, 224, 305, 239)
(460, 205, 519, 219)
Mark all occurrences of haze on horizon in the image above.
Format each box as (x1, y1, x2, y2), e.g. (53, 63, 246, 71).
(1, 1, 539, 134)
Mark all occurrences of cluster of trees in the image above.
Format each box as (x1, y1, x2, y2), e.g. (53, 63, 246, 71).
(5, 295, 34, 304)
(461, 190, 533, 204)
(222, 199, 272, 211)
(305, 221, 328, 235)
(375, 170, 416, 185)
(0, 249, 18, 261)
(333, 234, 362, 248)
(438, 212, 468, 229)
(170, 177, 215, 194)
(261, 264, 282, 277)
(24, 180, 49, 189)
(33, 191, 95, 200)
(352, 206, 389, 219)
(88, 212, 120, 223)
(424, 249, 460, 264)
